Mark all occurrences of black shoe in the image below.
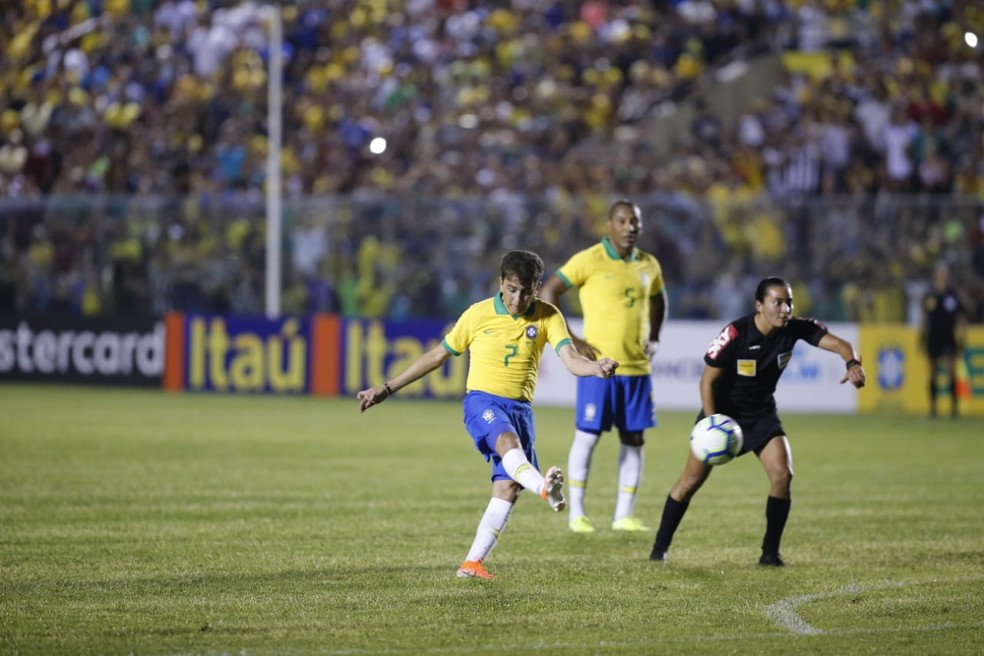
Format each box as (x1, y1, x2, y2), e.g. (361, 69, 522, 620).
(758, 552, 785, 567)
(649, 549, 669, 562)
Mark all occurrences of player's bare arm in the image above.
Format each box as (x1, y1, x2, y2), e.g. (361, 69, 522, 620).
(357, 343, 451, 412)
(817, 333, 866, 388)
(650, 288, 668, 342)
(539, 276, 601, 360)
(571, 335, 602, 360)
(538, 274, 566, 307)
(557, 342, 618, 378)
(698, 364, 724, 416)
(647, 289, 668, 360)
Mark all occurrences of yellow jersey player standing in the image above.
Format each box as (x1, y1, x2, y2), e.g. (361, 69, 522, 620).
(540, 200, 667, 534)
(357, 250, 619, 579)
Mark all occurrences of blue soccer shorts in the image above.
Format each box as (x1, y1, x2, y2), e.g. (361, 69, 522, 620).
(462, 391, 538, 483)
(575, 375, 656, 434)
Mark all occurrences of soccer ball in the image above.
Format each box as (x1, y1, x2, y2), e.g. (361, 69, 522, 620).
(690, 414, 744, 465)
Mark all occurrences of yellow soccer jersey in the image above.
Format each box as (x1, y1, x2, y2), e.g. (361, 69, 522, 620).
(555, 237, 664, 375)
(442, 294, 573, 402)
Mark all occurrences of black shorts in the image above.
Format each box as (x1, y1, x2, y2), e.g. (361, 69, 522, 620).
(927, 337, 958, 359)
(696, 409, 785, 456)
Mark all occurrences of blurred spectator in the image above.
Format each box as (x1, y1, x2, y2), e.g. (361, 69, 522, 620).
(883, 104, 918, 193)
(0, 0, 981, 322)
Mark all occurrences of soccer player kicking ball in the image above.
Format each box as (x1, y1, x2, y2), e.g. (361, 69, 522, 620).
(358, 250, 619, 580)
(648, 277, 866, 567)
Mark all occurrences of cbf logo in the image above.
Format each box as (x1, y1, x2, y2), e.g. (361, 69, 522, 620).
(482, 408, 496, 423)
(525, 326, 538, 340)
(877, 347, 904, 390)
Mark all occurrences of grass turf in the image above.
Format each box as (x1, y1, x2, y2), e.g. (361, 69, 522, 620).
(1, 383, 982, 655)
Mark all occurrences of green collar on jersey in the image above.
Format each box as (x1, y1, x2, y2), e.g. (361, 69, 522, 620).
(495, 292, 537, 317)
(602, 236, 639, 261)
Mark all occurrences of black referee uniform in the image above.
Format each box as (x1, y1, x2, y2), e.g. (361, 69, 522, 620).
(700, 314, 828, 454)
(922, 289, 964, 359)
(922, 287, 965, 417)
(651, 275, 865, 566)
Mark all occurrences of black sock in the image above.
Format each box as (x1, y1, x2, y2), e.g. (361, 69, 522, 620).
(762, 496, 791, 555)
(652, 495, 689, 554)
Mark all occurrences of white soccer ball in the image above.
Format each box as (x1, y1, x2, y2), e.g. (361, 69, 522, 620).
(690, 414, 744, 466)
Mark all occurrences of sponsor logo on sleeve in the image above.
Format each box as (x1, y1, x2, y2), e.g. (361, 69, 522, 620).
(706, 325, 737, 361)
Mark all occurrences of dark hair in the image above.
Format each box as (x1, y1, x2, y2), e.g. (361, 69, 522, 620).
(500, 250, 544, 287)
(755, 276, 790, 302)
(609, 199, 640, 219)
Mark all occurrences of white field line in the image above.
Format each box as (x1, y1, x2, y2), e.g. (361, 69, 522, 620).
(171, 621, 984, 656)
(167, 620, 984, 655)
(764, 576, 984, 635)
(165, 576, 984, 655)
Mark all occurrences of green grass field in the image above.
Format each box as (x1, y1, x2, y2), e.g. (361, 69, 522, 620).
(1, 383, 982, 655)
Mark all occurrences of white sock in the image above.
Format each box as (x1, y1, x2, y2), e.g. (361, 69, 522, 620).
(567, 430, 599, 520)
(464, 497, 514, 563)
(613, 444, 643, 521)
(501, 448, 545, 495)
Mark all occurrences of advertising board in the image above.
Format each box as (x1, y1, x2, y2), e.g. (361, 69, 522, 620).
(0, 314, 164, 387)
(535, 319, 861, 413)
(858, 325, 984, 416)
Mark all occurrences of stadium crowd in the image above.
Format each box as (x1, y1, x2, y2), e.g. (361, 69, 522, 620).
(1, 0, 982, 322)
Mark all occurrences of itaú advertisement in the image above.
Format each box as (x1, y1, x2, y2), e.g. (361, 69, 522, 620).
(163, 313, 461, 397)
(340, 318, 466, 398)
(163, 313, 342, 394)
(535, 320, 861, 413)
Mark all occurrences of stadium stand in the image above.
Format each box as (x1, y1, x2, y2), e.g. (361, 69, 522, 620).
(1, 1, 981, 322)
